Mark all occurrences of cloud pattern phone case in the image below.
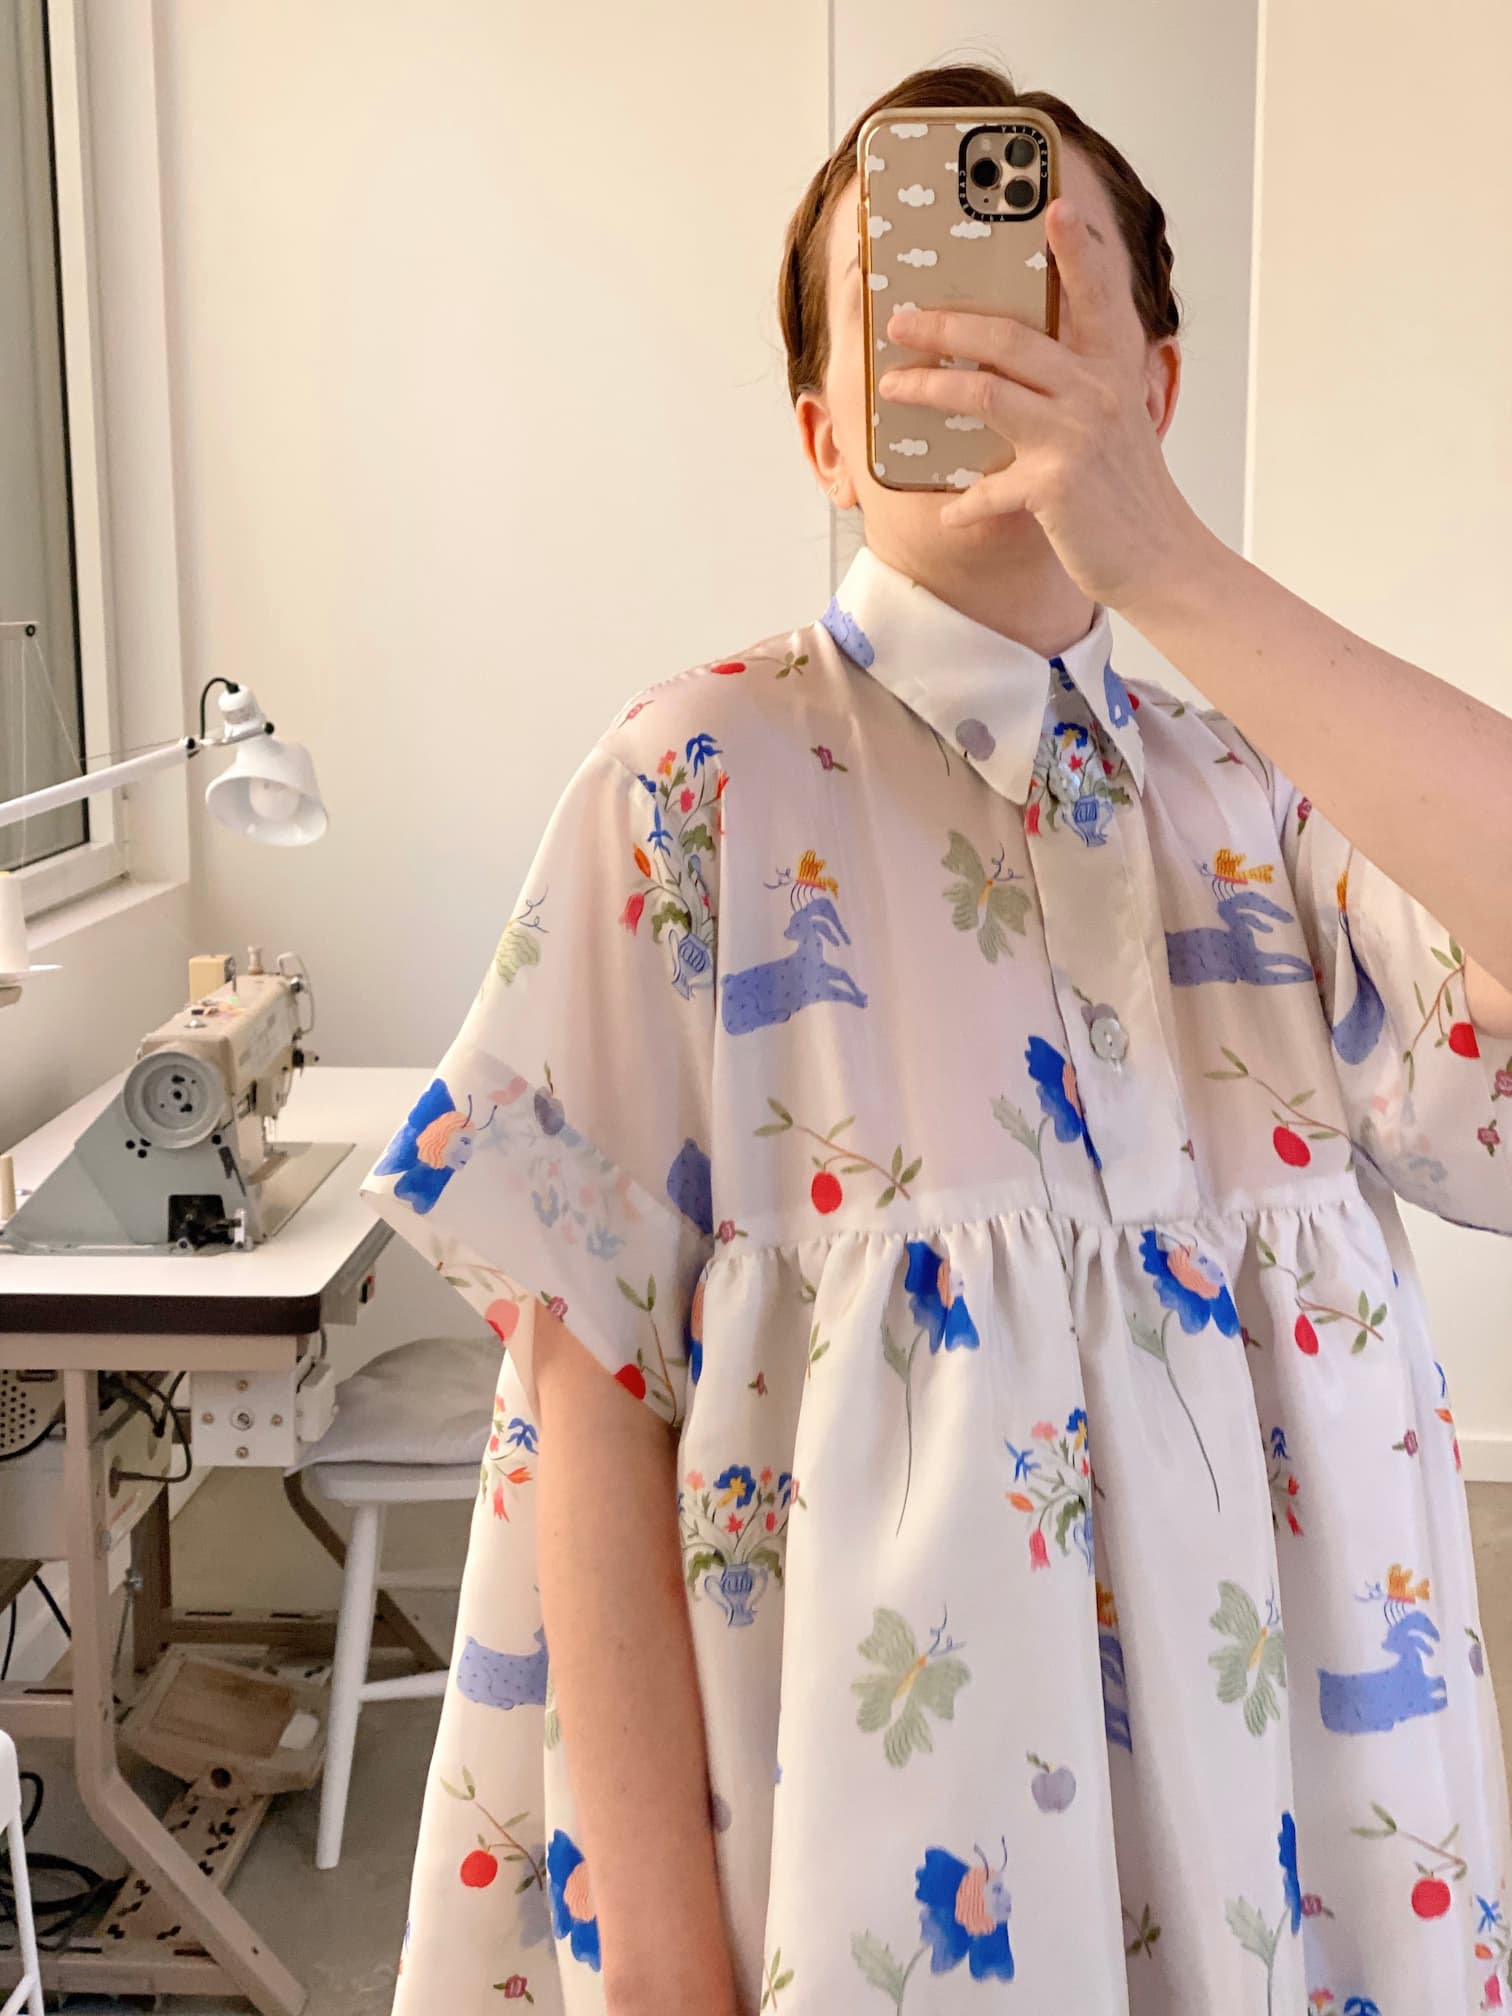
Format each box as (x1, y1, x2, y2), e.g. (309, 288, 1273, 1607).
(860, 107, 1062, 494)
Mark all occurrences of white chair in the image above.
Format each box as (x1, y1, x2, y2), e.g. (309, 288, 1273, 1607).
(0, 1728, 44, 2016)
(284, 1334, 502, 1871)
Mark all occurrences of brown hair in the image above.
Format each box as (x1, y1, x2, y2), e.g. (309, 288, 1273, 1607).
(779, 62, 1181, 404)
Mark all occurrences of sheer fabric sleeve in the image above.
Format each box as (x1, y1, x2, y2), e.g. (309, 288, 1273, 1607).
(1272, 762, 1512, 1234)
(359, 731, 722, 1428)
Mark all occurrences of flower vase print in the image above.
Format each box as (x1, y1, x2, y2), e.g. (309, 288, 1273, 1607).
(852, 1835, 1016, 2007)
(1025, 704, 1130, 848)
(1318, 1568, 1448, 1737)
(626, 732, 724, 998)
(679, 1464, 796, 1626)
(1004, 1411, 1093, 1573)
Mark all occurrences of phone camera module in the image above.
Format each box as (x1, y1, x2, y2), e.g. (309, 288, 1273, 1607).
(1004, 134, 1037, 169)
(1002, 177, 1037, 210)
(968, 155, 1000, 190)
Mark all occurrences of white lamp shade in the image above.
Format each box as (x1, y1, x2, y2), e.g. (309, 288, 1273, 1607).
(205, 735, 327, 846)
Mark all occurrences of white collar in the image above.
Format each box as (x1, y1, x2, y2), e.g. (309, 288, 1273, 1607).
(819, 543, 1145, 804)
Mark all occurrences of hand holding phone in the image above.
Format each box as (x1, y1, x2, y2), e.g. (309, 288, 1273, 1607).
(859, 105, 1062, 495)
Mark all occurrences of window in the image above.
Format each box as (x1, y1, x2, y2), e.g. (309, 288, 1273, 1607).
(0, 0, 127, 908)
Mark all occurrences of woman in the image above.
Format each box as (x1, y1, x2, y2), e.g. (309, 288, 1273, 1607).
(363, 61, 1512, 2015)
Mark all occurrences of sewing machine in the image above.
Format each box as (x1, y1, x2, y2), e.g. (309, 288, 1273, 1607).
(0, 948, 350, 1258)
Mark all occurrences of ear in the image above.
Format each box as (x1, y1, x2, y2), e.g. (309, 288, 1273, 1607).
(1146, 336, 1182, 441)
(796, 388, 852, 507)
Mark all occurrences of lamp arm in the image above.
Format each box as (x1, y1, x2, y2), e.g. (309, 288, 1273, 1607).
(0, 736, 194, 832)
(0, 712, 273, 835)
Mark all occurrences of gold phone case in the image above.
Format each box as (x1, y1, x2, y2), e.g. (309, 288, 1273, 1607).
(859, 105, 1062, 494)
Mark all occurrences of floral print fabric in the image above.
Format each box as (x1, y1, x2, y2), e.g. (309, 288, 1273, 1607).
(361, 541, 1512, 2012)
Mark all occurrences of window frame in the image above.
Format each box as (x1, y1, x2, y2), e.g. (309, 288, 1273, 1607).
(10, 0, 161, 919)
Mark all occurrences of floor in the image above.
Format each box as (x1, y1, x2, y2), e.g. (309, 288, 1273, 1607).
(23, 1468, 470, 2016)
(17, 1477, 1512, 2014)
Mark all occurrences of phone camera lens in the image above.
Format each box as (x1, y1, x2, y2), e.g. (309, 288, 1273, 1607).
(1002, 177, 1036, 209)
(968, 155, 1000, 189)
(1004, 135, 1036, 169)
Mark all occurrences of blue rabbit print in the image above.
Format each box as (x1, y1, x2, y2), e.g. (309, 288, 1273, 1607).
(1318, 1569, 1449, 1736)
(721, 848, 868, 1034)
(455, 1629, 550, 1711)
(1166, 850, 1316, 987)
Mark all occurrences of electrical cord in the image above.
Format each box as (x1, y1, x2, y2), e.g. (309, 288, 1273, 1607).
(30, 1572, 68, 1642)
(0, 1771, 122, 1941)
(106, 1370, 193, 1487)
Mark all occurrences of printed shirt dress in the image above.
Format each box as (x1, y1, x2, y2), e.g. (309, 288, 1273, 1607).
(360, 541, 1512, 2015)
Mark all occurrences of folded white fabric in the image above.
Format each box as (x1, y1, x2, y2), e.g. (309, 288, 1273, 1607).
(288, 1334, 500, 1472)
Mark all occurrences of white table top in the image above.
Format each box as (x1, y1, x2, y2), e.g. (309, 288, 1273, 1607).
(0, 1065, 430, 1330)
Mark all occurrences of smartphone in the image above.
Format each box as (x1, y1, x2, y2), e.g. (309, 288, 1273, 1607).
(858, 105, 1062, 495)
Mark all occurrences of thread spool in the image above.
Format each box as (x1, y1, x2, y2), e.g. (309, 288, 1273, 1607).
(0, 872, 29, 975)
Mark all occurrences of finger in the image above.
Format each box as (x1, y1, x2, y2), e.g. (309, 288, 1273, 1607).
(873, 361, 1055, 450)
(1045, 196, 1119, 358)
(885, 304, 1070, 397)
(939, 462, 1035, 528)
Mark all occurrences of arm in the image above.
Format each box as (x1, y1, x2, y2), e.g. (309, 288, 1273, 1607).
(878, 197, 1512, 1029)
(1119, 522, 1512, 1030)
(533, 1303, 739, 2016)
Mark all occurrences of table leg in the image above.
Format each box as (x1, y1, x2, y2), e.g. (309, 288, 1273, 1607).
(129, 1486, 172, 1676)
(62, 1370, 305, 2016)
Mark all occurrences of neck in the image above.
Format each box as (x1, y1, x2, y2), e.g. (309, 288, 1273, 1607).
(864, 518, 1099, 661)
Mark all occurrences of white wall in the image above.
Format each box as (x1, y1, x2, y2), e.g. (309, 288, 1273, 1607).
(152, 0, 829, 1072)
(1248, 0, 1512, 1469)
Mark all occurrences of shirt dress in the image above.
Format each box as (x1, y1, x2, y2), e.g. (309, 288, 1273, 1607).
(359, 540, 1512, 2014)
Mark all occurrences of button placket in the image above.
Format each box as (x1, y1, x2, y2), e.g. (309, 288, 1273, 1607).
(1026, 691, 1200, 1224)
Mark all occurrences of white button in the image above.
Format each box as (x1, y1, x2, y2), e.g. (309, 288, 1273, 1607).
(1089, 1012, 1128, 1063)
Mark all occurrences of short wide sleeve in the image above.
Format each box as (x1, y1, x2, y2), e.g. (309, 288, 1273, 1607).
(359, 732, 722, 1430)
(1273, 764, 1512, 1234)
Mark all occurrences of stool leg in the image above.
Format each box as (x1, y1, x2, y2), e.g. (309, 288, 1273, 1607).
(316, 1502, 385, 1871)
(6, 1814, 43, 2016)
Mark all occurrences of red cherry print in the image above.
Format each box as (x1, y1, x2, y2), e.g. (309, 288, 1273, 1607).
(460, 1849, 499, 1888)
(1273, 1125, 1311, 1167)
(1294, 1314, 1319, 1355)
(811, 1171, 843, 1214)
(615, 1362, 647, 1401)
(1448, 1021, 1480, 1058)
(1411, 1875, 1452, 1919)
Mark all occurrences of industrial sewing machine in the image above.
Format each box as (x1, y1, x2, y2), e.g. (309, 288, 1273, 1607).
(0, 946, 351, 1258)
